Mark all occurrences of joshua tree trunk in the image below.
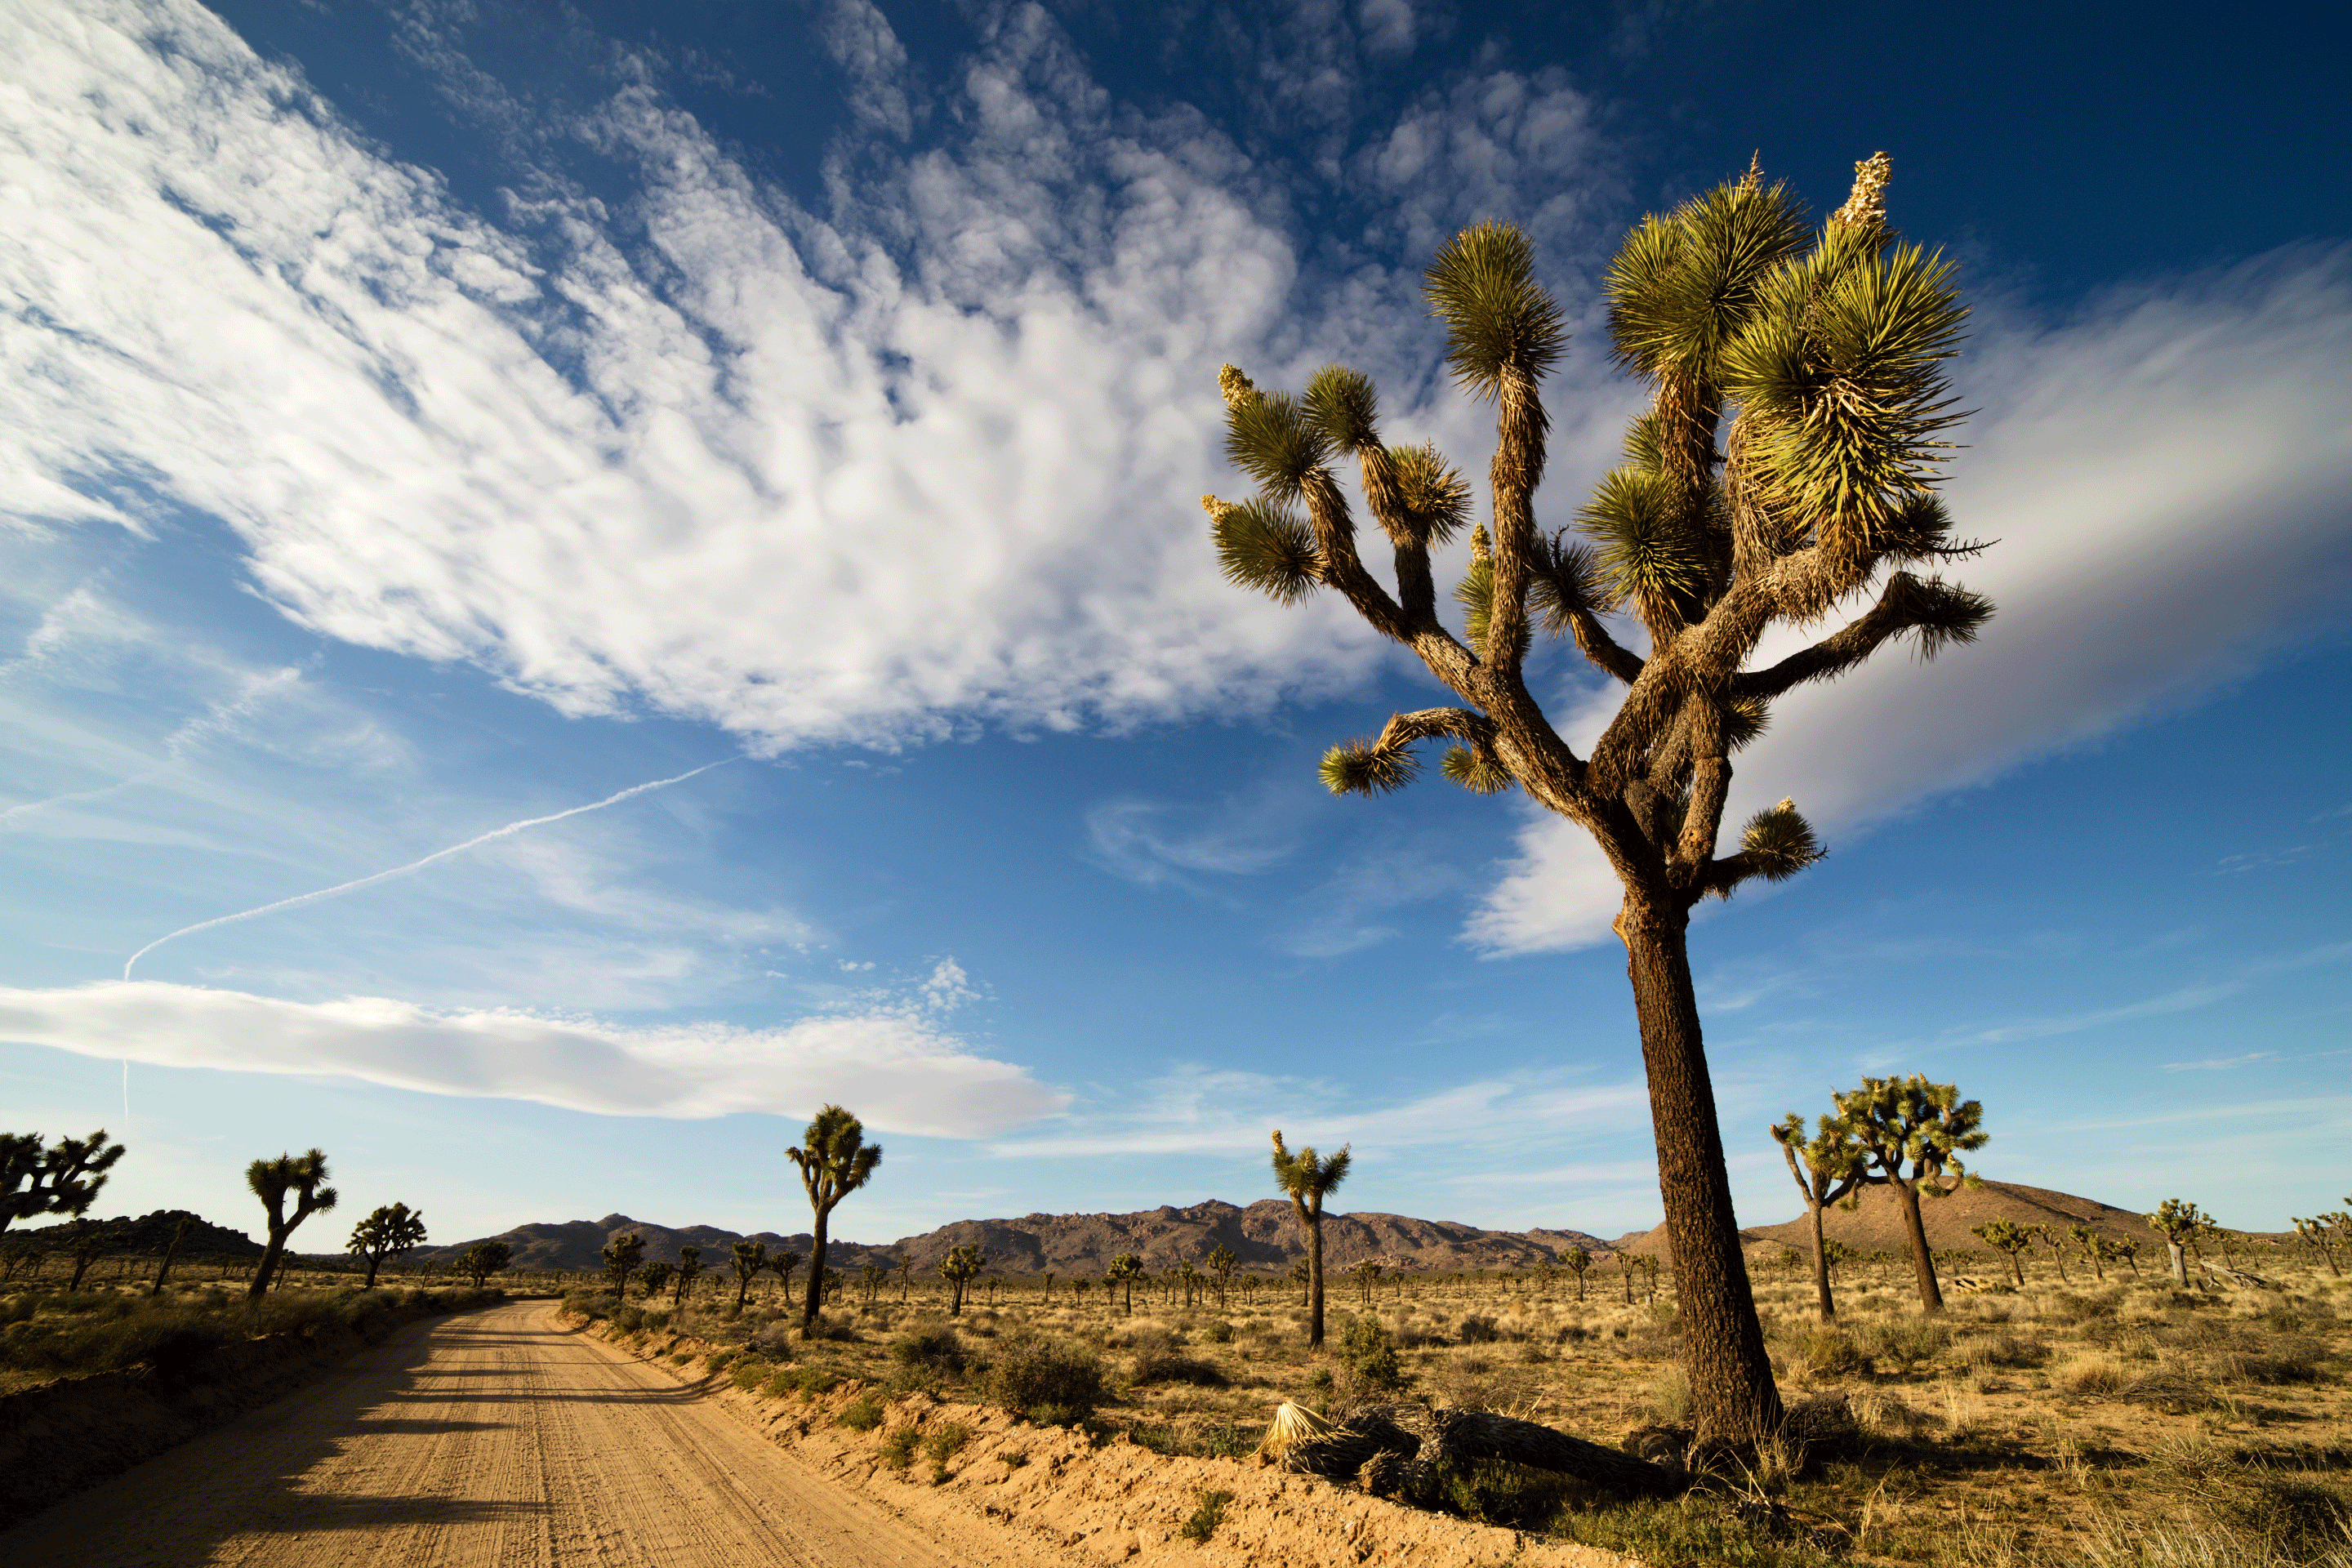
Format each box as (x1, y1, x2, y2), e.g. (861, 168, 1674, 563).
(150, 1216, 193, 1298)
(1888, 1178, 1944, 1312)
(2165, 1241, 2187, 1289)
(804, 1210, 831, 1328)
(1806, 1200, 1836, 1322)
(1626, 911, 1781, 1432)
(1307, 1216, 1326, 1350)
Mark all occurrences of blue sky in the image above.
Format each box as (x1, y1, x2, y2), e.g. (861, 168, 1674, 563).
(2, 0, 2345, 1250)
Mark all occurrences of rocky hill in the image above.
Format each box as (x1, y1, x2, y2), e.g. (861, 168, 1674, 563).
(418, 1200, 1615, 1277)
(1612, 1179, 2164, 1263)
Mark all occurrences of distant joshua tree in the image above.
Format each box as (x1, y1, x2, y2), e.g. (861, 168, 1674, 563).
(674, 1245, 704, 1306)
(348, 1203, 428, 1290)
(1771, 1111, 1865, 1322)
(2068, 1223, 2109, 1282)
(1832, 1076, 1986, 1313)
(1106, 1252, 1142, 1316)
(1, 1129, 127, 1233)
(1971, 1219, 2035, 1287)
(151, 1213, 196, 1297)
(892, 1250, 915, 1301)
(787, 1105, 881, 1331)
(2146, 1199, 2212, 1289)
(1617, 1251, 1640, 1304)
(1348, 1258, 1384, 1307)
(769, 1247, 804, 1306)
(459, 1240, 512, 1289)
(939, 1244, 987, 1316)
(1270, 1129, 1351, 1350)
(603, 1233, 646, 1297)
(639, 1260, 675, 1301)
(1207, 1244, 1239, 1309)
(729, 1240, 769, 1309)
(1203, 154, 1987, 1439)
(245, 1148, 339, 1298)
(2291, 1214, 2343, 1277)
(1563, 1246, 1592, 1302)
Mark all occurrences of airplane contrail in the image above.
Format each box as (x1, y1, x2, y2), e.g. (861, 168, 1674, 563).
(122, 760, 732, 979)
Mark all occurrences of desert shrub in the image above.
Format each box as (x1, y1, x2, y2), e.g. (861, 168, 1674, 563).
(986, 1329, 1108, 1423)
(891, 1323, 967, 1376)
(561, 1290, 611, 1321)
(921, 1422, 971, 1464)
(1648, 1364, 1693, 1423)
(729, 1356, 769, 1392)
(1856, 1317, 1948, 1374)
(1957, 1331, 2047, 1370)
(641, 1309, 671, 1332)
(1334, 1316, 1405, 1394)
(759, 1368, 797, 1398)
(2122, 1369, 2218, 1413)
(2216, 1334, 2329, 1385)
(1182, 1490, 1233, 1544)
(1200, 1319, 1233, 1344)
(880, 1427, 919, 1471)
(1796, 1325, 1869, 1378)
(1439, 1459, 1576, 1532)
(1457, 1314, 1503, 1344)
(612, 1304, 645, 1332)
(1130, 1328, 1229, 1387)
(2054, 1353, 2132, 1394)
(2044, 1289, 2124, 1324)
(804, 1315, 860, 1343)
(703, 1350, 738, 1373)
(836, 1394, 885, 1431)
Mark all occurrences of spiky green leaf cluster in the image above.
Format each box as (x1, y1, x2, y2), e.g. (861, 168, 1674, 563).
(1209, 496, 1319, 604)
(1305, 365, 1381, 453)
(1389, 442, 1471, 545)
(1577, 466, 1705, 614)
(1223, 389, 1330, 504)
(1722, 694, 1771, 751)
(1440, 746, 1513, 794)
(1723, 240, 1968, 555)
(1605, 180, 1809, 380)
(1453, 555, 1492, 652)
(1423, 222, 1566, 399)
(1833, 1074, 1988, 1184)
(1320, 739, 1418, 796)
(1737, 796, 1822, 882)
(1882, 572, 1993, 658)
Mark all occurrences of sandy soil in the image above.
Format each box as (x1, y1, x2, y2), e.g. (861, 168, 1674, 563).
(0, 1301, 1039, 1567)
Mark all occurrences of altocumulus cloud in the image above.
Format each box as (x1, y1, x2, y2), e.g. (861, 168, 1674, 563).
(0, 981, 1067, 1137)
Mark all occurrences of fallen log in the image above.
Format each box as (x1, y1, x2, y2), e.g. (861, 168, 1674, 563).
(1428, 1408, 1682, 1498)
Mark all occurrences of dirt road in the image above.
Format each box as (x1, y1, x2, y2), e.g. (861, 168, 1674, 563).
(0, 1300, 1014, 1567)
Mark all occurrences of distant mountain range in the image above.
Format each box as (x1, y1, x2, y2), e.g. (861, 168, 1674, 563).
(413, 1200, 1620, 1277)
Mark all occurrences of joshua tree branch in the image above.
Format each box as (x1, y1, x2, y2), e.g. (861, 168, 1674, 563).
(1731, 571, 1989, 701)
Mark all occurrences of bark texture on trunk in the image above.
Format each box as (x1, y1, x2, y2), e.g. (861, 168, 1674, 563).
(1891, 1180, 1944, 1312)
(1806, 1202, 1836, 1322)
(248, 1232, 287, 1298)
(803, 1210, 831, 1329)
(1624, 905, 1780, 1441)
(2166, 1241, 2188, 1289)
(1307, 1211, 1326, 1350)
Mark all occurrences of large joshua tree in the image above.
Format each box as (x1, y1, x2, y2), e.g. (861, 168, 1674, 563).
(346, 1202, 428, 1290)
(245, 1147, 338, 1298)
(1771, 1111, 1865, 1322)
(1202, 154, 1984, 1437)
(788, 1104, 880, 1331)
(2, 1129, 127, 1233)
(1833, 1074, 1987, 1313)
(1270, 1129, 1351, 1349)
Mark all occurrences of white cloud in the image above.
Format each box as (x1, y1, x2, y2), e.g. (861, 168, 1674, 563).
(1468, 251, 2352, 953)
(1084, 796, 1297, 886)
(0, 980, 1066, 1136)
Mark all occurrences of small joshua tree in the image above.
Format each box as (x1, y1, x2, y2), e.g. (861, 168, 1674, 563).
(1972, 1218, 2035, 1288)
(1564, 1245, 1592, 1302)
(1203, 154, 1986, 1439)
(603, 1233, 645, 1297)
(1207, 1243, 1239, 1308)
(939, 1244, 987, 1316)
(1, 1129, 127, 1233)
(1772, 1111, 1865, 1322)
(2291, 1215, 2343, 1277)
(151, 1213, 196, 1297)
(2146, 1199, 2212, 1289)
(770, 1246, 804, 1305)
(639, 1260, 675, 1301)
(1106, 1252, 1142, 1316)
(730, 1240, 769, 1309)
(1349, 1258, 1383, 1307)
(894, 1250, 916, 1301)
(1618, 1251, 1640, 1304)
(347, 1203, 428, 1290)
(674, 1245, 703, 1307)
(459, 1240, 512, 1290)
(2069, 1223, 2108, 1282)
(2034, 1224, 2069, 1284)
(1832, 1076, 1986, 1313)
(1270, 1129, 1351, 1350)
(1287, 1258, 1310, 1306)
(245, 1148, 338, 1298)
(788, 1105, 881, 1330)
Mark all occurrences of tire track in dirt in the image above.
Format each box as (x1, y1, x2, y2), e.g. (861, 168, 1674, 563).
(0, 1301, 994, 1567)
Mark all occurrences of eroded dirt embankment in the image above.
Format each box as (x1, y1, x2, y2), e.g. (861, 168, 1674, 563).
(595, 1316, 1641, 1568)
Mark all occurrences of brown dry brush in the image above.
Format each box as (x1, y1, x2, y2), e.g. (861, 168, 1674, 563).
(1204, 152, 1989, 1440)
